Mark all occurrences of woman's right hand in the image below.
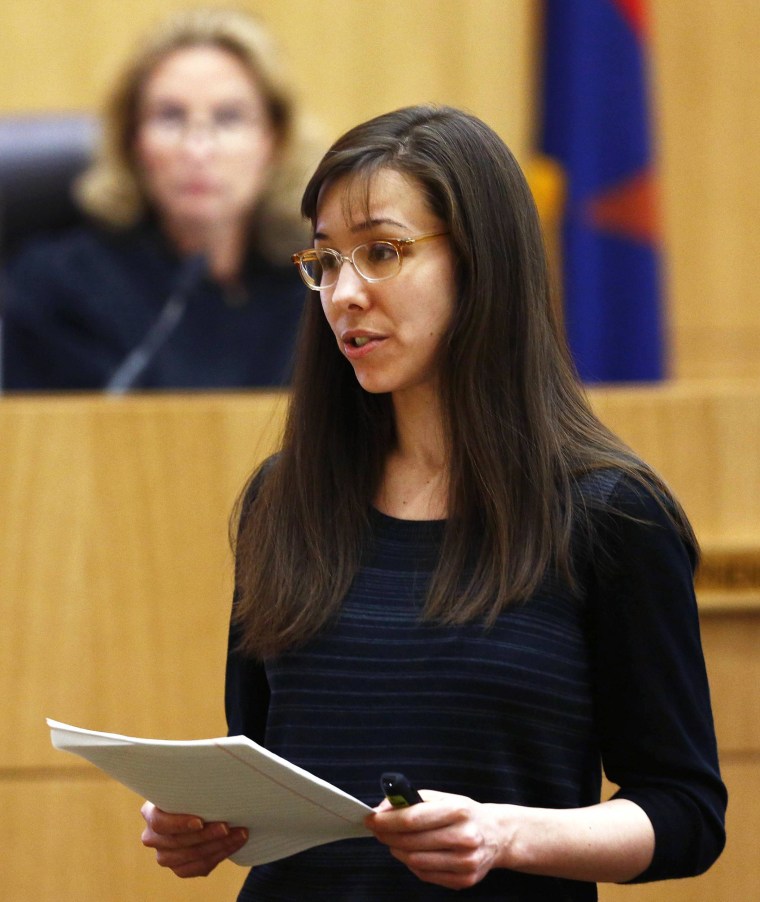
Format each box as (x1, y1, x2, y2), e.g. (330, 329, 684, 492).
(140, 801, 249, 878)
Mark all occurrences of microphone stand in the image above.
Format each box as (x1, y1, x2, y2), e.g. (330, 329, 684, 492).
(105, 254, 206, 394)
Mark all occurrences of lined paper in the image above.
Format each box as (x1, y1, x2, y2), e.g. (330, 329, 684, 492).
(47, 718, 372, 866)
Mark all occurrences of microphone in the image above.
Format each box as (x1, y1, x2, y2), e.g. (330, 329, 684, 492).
(105, 254, 206, 394)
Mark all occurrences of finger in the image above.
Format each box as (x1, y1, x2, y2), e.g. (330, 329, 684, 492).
(141, 801, 205, 835)
(392, 845, 481, 871)
(161, 843, 230, 879)
(142, 819, 235, 852)
(367, 805, 439, 835)
(370, 789, 439, 815)
(150, 827, 248, 877)
(371, 798, 394, 813)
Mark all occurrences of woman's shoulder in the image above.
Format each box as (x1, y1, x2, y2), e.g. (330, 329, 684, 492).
(3, 223, 171, 332)
(237, 454, 280, 514)
(7, 223, 147, 276)
(573, 466, 670, 516)
(573, 466, 697, 569)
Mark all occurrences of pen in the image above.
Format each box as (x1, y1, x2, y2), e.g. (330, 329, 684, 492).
(380, 771, 423, 808)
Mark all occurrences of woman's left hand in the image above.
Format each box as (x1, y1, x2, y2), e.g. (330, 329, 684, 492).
(367, 792, 656, 887)
(365, 790, 506, 890)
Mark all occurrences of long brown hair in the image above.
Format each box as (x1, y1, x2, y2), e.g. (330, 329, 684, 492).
(233, 104, 695, 658)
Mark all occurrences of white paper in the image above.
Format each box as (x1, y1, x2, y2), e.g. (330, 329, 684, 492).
(47, 718, 372, 866)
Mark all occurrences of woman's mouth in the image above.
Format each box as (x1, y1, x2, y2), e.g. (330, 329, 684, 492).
(341, 332, 385, 358)
(176, 180, 219, 196)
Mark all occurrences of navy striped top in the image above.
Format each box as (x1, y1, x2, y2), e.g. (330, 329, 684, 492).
(226, 471, 726, 900)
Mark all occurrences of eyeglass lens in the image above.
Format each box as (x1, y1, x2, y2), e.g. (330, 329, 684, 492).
(303, 242, 401, 288)
(141, 104, 263, 148)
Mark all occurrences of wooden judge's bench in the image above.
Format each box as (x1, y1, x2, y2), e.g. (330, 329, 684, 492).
(1, 384, 757, 901)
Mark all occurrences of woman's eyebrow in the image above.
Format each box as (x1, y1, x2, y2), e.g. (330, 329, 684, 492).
(313, 218, 408, 242)
(350, 217, 407, 233)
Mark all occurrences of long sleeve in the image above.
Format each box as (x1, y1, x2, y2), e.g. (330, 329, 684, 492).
(224, 606, 271, 745)
(587, 478, 727, 881)
(224, 465, 273, 744)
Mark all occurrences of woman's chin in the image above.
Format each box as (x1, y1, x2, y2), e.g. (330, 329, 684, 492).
(166, 204, 223, 227)
(160, 204, 247, 242)
(352, 370, 392, 395)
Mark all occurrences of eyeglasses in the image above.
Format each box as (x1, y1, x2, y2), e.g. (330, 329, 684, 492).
(291, 232, 449, 291)
(139, 106, 267, 150)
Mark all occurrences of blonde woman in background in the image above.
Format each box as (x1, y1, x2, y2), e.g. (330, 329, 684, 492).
(2, 7, 321, 391)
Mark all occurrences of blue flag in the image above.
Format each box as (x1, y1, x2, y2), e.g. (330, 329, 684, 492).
(540, 0, 663, 382)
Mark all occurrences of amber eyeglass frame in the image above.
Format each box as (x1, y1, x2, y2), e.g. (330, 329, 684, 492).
(291, 231, 449, 291)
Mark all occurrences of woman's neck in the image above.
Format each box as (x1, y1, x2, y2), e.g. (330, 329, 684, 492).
(162, 217, 247, 282)
(376, 388, 449, 520)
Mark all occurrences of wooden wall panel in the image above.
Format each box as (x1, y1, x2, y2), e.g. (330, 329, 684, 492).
(0, 393, 287, 769)
(589, 381, 760, 547)
(1, 393, 290, 901)
(650, 0, 760, 379)
(0, 0, 536, 161)
(2, 777, 245, 900)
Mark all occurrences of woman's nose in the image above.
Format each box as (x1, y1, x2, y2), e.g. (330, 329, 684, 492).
(178, 123, 217, 158)
(328, 260, 370, 309)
